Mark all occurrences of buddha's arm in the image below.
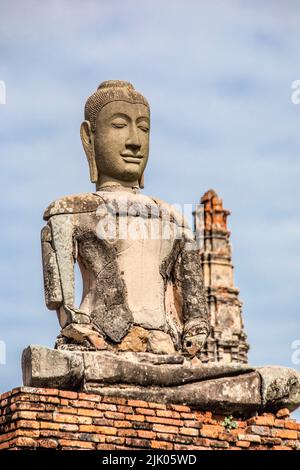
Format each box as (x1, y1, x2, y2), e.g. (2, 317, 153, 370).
(173, 230, 210, 357)
(41, 214, 88, 327)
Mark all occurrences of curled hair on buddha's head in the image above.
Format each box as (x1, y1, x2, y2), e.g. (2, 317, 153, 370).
(84, 80, 150, 131)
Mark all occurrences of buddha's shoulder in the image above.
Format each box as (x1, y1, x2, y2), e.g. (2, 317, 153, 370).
(43, 192, 104, 220)
(149, 196, 190, 229)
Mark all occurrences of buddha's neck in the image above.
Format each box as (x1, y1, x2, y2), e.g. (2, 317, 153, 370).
(96, 181, 140, 194)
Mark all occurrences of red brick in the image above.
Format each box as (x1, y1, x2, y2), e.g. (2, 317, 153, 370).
(152, 424, 178, 434)
(237, 434, 261, 443)
(274, 429, 298, 440)
(127, 399, 149, 408)
(40, 421, 60, 430)
(145, 416, 183, 426)
(215, 433, 237, 443)
(125, 438, 151, 448)
(15, 419, 40, 430)
(59, 439, 95, 449)
(82, 425, 116, 435)
(136, 407, 155, 416)
(78, 392, 100, 402)
(245, 425, 270, 436)
(40, 396, 60, 404)
(105, 436, 125, 445)
(284, 421, 300, 431)
(58, 391, 78, 400)
(261, 437, 282, 445)
(137, 430, 156, 439)
(151, 440, 173, 450)
(247, 416, 274, 426)
(114, 420, 132, 428)
(0, 431, 18, 443)
(182, 420, 203, 429)
(199, 424, 223, 438)
(179, 427, 199, 437)
(103, 411, 124, 420)
(236, 441, 250, 448)
(180, 412, 197, 420)
(118, 405, 134, 414)
(273, 445, 292, 450)
(209, 439, 230, 449)
(11, 411, 37, 421)
(59, 423, 79, 432)
(117, 429, 138, 437)
(97, 443, 116, 450)
(38, 438, 58, 449)
(92, 418, 113, 426)
(15, 403, 46, 412)
(53, 413, 78, 424)
(36, 412, 53, 421)
(22, 387, 59, 397)
(102, 397, 126, 405)
(276, 408, 290, 419)
(173, 444, 193, 450)
(157, 410, 181, 419)
(15, 429, 40, 438)
(126, 414, 145, 422)
(56, 406, 78, 415)
(169, 404, 190, 412)
(96, 403, 117, 412)
(14, 437, 38, 448)
(0, 440, 16, 450)
(77, 408, 101, 417)
(148, 402, 167, 410)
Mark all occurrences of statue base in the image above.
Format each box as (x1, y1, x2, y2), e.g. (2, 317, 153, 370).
(0, 386, 299, 450)
(22, 345, 300, 417)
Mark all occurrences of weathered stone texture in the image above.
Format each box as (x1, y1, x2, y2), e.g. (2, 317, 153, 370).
(22, 346, 300, 415)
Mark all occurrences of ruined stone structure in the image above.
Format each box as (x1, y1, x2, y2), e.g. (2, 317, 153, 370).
(194, 190, 249, 364)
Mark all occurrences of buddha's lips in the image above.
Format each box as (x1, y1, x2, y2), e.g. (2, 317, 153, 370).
(121, 153, 143, 163)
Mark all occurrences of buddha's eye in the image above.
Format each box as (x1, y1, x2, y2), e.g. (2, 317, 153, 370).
(111, 120, 127, 129)
(138, 125, 149, 133)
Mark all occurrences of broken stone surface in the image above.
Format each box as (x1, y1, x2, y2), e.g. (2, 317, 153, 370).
(259, 366, 300, 412)
(22, 345, 83, 390)
(85, 373, 261, 416)
(22, 345, 300, 415)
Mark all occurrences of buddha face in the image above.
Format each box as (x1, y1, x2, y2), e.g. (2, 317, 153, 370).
(82, 101, 150, 187)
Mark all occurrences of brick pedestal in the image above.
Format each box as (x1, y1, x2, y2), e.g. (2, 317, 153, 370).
(0, 388, 299, 450)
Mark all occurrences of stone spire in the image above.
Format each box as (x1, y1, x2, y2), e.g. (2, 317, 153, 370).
(194, 190, 249, 363)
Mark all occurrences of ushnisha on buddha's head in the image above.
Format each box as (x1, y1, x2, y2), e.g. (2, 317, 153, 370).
(81, 80, 150, 190)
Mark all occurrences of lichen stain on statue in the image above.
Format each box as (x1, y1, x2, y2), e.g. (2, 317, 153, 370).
(22, 81, 300, 416)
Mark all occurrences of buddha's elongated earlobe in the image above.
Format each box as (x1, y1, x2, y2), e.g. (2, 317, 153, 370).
(80, 120, 98, 183)
(138, 173, 144, 189)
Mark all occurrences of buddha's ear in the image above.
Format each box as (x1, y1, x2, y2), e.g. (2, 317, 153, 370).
(138, 172, 144, 189)
(80, 120, 98, 183)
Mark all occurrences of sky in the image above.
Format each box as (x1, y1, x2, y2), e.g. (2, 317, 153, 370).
(0, 1, 299, 418)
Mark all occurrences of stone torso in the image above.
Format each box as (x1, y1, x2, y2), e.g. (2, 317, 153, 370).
(43, 190, 191, 352)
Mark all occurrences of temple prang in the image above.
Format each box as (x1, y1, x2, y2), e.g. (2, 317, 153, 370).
(194, 189, 249, 364)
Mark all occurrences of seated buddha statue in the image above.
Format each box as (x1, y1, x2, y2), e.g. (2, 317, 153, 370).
(41, 80, 209, 358)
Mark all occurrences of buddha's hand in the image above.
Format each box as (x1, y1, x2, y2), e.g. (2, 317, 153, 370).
(182, 319, 209, 358)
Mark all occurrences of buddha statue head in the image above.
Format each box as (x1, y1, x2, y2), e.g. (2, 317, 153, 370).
(81, 80, 150, 190)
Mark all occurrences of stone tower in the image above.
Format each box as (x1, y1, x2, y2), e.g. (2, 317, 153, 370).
(194, 189, 249, 363)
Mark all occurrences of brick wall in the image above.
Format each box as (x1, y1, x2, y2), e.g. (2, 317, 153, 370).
(0, 387, 299, 450)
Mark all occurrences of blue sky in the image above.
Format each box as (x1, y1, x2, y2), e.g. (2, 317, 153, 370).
(0, 1, 299, 417)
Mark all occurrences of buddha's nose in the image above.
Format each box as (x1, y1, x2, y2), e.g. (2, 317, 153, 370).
(126, 126, 141, 151)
